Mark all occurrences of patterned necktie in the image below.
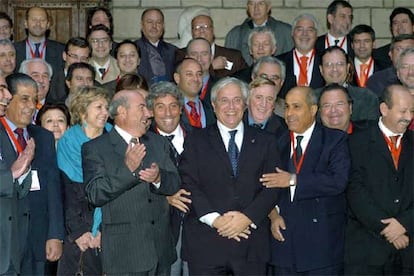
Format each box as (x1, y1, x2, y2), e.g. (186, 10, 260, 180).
(187, 101, 202, 128)
(98, 68, 106, 80)
(252, 123, 263, 129)
(389, 135, 400, 169)
(298, 56, 309, 86)
(228, 130, 239, 176)
(359, 63, 368, 87)
(14, 128, 27, 150)
(166, 134, 180, 167)
(34, 43, 41, 58)
(295, 135, 304, 163)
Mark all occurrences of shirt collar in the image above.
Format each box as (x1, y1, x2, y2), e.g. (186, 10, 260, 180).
(378, 117, 404, 136)
(115, 125, 137, 144)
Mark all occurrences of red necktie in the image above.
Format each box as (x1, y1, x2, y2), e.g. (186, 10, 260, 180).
(14, 128, 27, 150)
(359, 63, 368, 87)
(389, 135, 400, 169)
(187, 101, 202, 128)
(298, 56, 309, 86)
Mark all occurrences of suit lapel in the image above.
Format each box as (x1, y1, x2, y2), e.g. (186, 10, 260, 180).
(108, 128, 128, 158)
(371, 126, 396, 170)
(208, 125, 233, 174)
(0, 123, 18, 166)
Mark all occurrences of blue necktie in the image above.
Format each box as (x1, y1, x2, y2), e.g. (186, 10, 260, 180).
(228, 130, 239, 176)
(166, 134, 180, 167)
(34, 43, 41, 58)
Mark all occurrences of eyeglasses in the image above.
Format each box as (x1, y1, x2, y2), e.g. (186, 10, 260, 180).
(294, 27, 317, 34)
(399, 64, 414, 71)
(89, 38, 110, 44)
(258, 73, 281, 82)
(215, 97, 244, 106)
(322, 62, 347, 69)
(192, 24, 212, 31)
(0, 25, 11, 31)
(320, 101, 349, 110)
(66, 52, 89, 62)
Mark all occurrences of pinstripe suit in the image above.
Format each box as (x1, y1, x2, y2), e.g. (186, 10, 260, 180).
(83, 129, 180, 275)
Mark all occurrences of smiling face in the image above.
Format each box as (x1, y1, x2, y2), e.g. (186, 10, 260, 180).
(89, 30, 111, 61)
(153, 94, 182, 134)
(6, 84, 37, 128)
(319, 89, 352, 131)
(82, 97, 109, 130)
(248, 84, 276, 123)
(328, 5, 353, 37)
(116, 43, 140, 75)
(174, 59, 203, 99)
(293, 18, 317, 54)
(24, 7, 50, 40)
(284, 87, 317, 134)
(0, 76, 11, 116)
(26, 61, 50, 102)
(320, 49, 350, 85)
(141, 9, 164, 43)
(40, 108, 68, 141)
(247, 0, 271, 25)
(212, 83, 245, 129)
(250, 32, 276, 62)
(0, 43, 16, 76)
(117, 91, 151, 137)
(351, 32, 375, 62)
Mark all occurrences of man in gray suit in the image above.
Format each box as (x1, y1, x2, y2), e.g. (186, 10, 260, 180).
(0, 73, 35, 275)
(83, 89, 181, 275)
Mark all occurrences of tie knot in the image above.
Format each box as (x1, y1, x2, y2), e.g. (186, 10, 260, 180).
(229, 130, 237, 139)
(98, 68, 106, 74)
(296, 135, 304, 145)
(334, 39, 340, 46)
(35, 43, 41, 49)
(130, 137, 138, 144)
(300, 56, 309, 63)
(389, 135, 399, 146)
(187, 101, 196, 109)
(252, 123, 263, 129)
(360, 63, 368, 71)
(14, 128, 24, 136)
(166, 135, 175, 142)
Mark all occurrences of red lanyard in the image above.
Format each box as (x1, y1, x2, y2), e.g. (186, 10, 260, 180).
(356, 57, 374, 87)
(293, 49, 315, 85)
(0, 117, 24, 154)
(325, 35, 346, 49)
(26, 39, 46, 59)
(290, 131, 306, 174)
(200, 82, 208, 100)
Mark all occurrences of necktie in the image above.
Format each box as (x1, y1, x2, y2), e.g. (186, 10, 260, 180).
(130, 137, 138, 145)
(98, 68, 106, 80)
(34, 43, 41, 58)
(252, 123, 263, 129)
(187, 101, 202, 128)
(334, 39, 340, 46)
(359, 63, 368, 87)
(166, 134, 180, 167)
(228, 130, 239, 176)
(295, 135, 304, 164)
(14, 128, 27, 150)
(298, 56, 309, 86)
(389, 135, 400, 169)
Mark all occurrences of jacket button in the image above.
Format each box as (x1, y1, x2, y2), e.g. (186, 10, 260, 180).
(394, 199, 400, 203)
(312, 218, 318, 223)
(151, 220, 155, 225)
(8, 216, 12, 221)
(148, 199, 152, 203)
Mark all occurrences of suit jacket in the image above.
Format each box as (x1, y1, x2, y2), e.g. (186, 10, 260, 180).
(373, 43, 392, 68)
(47, 67, 68, 104)
(271, 123, 350, 272)
(180, 123, 281, 264)
(277, 49, 325, 98)
(315, 34, 354, 58)
(366, 67, 400, 99)
(90, 56, 120, 87)
(180, 97, 216, 129)
(345, 123, 413, 267)
(0, 124, 31, 274)
(225, 16, 293, 65)
(14, 39, 65, 73)
(350, 57, 388, 87)
(83, 129, 180, 274)
(175, 44, 248, 78)
(314, 85, 380, 122)
(25, 124, 64, 261)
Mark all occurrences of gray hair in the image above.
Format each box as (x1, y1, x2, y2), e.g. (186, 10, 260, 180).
(210, 77, 249, 104)
(109, 92, 130, 119)
(291, 13, 319, 35)
(0, 38, 15, 49)
(247, 27, 277, 50)
(18, 58, 53, 79)
(252, 56, 286, 81)
(147, 81, 183, 110)
(396, 47, 414, 70)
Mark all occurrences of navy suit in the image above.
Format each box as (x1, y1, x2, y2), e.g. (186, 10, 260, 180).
(277, 49, 325, 98)
(270, 123, 350, 273)
(180, 123, 281, 273)
(0, 124, 31, 274)
(21, 125, 64, 274)
(315, 34, 354, 58)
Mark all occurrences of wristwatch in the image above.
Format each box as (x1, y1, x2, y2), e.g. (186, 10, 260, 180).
(289, 174, 296, 186)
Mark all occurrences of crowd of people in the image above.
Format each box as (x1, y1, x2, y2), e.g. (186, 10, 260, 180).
(0, 0, 413, 275)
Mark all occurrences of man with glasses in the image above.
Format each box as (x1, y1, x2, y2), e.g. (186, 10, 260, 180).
(0, 39, 16, 78)
(316, 46, 379, 122)
(48, 37, 91, 104)
(277, 13, 324, 98)
(225, 0, 293, 66)
(0, 12, 13, 40)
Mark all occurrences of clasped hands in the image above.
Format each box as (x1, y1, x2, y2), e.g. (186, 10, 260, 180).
(212, 211, 252, 242)
(75, 231, 102, 252)
(380, 217, 409, 250)
(125, 141, 160, 183)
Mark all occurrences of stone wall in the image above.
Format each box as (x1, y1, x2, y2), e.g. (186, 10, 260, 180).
(111, 0, 414, 48)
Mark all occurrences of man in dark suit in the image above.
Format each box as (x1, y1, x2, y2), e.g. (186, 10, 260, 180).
(373, 7, 414, 69)
(315, 1, 354, 57)
(180, 77, 281, 275)
(4, 73, 64, 275)
(316, 46, 379, 122)
(14, 7, 64, 77)
(174, 58, 215, 128)
(345, 84, 414, 275)
(243, 76, 287, 140)
(261, 86, 350, 275)
(83, 89, 181, 275)
(136, 8, 177, 85)
(175, 14, 247, 78)
(0, 73, 35, 275)
(349, 24, 387, 88)
(277, 13, 324, 98)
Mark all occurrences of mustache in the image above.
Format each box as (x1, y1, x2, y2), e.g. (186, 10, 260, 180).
(399, 119, 411, 125)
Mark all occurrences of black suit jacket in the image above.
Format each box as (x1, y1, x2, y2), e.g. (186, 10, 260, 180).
(373, 43, 392, 68)
(14, 39, 65, 74)
(47, 67, 68, 104)
(350, 58, 388, 87)
(180, 123, 281, 264)
(345, 124, 413, 268)
(0, 124, 31, 274)
(277, 49, 325, 98)
(315, 34, 354, 58)
(83, 129, 180, 274)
